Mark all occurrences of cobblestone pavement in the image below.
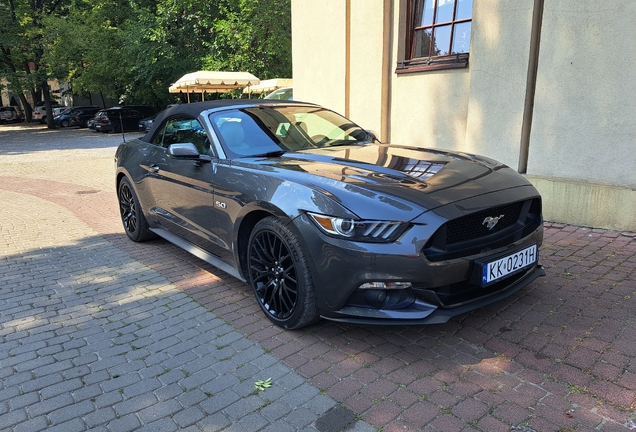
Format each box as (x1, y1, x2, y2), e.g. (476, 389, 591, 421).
(1, 124, 635, 432)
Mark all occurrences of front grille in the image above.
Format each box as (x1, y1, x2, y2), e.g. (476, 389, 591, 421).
(446, 201, 523, 245)
(423, 198, 542, 262)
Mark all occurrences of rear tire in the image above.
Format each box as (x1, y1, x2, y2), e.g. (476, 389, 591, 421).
(248, 217, 319, 329)
(118, 177, 156, 242)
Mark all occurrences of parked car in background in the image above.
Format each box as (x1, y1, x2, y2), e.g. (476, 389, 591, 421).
(52, 107, 68, 117)
(52, 107, 73, 127)
(0, 106, 24, 124)
(115, 100, 545, 329)
(264, 87, 293, 100)
(69, 107, 101, 128)
(137, 104, 177, 131)
(53, 106, 97, 128)
(55, 105, 100, 127)
(138, 114, 157, 131)
(115, 105, 155, 117)
(94, 107, 149, 133)
(32, 103, 63, 123)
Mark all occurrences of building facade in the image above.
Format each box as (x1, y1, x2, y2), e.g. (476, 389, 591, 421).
(291, 0, 636, 231)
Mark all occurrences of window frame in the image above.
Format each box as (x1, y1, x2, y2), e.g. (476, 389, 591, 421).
(397, 0, 472, 74)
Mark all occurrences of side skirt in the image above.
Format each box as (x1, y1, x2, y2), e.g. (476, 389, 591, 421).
(150, 227, 246, 282)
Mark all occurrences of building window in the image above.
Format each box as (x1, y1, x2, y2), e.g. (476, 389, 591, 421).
(397, 0, 473, 73)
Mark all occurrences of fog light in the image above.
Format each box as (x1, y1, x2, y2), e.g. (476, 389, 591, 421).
(376, 290, 387, 303)
(359, 281, 412, 290)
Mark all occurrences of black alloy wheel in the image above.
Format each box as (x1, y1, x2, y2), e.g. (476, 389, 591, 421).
(61, 119, 69, 127)
(118, 177, 156, 242)
(248, 217, 318, 329)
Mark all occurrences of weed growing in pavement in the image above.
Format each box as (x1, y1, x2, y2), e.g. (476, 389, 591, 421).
(254, 377, 272, 392)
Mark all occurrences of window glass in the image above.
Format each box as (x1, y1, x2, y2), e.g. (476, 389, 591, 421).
(403, 0, 473, 71)
(456, 0, 472, 20)
(413, 29, 433, 58)
(209, 106, 372, 158)
(452, 21, 472, 54)
(417, 0, 434, 27)
(152, 117, 209, 155)
(432, 24, 452, 56)
(436, 0, 455, 23)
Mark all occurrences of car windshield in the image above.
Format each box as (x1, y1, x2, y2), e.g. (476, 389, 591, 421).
(209, 105, 372, 157)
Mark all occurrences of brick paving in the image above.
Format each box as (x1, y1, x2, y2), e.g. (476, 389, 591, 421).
(1, 124, 635, 431)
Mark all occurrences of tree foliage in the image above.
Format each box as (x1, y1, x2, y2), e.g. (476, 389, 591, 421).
(0, 0, 292, 125)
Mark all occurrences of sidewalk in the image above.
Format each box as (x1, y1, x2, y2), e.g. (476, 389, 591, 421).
(1, 125, 635, 431)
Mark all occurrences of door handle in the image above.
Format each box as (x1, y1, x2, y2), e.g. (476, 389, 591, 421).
(149, 164, 160, 173)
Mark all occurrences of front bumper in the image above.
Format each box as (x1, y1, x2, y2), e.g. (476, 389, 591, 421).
(321, 264, 545, 325)
(291, 194, 544, 325)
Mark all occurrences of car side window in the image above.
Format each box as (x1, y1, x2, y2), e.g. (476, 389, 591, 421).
(152, 116, 209, 155)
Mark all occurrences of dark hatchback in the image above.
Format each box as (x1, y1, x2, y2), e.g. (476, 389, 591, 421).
(115, 100, 544, 329)
(69, 107, 101, 128)
(94, 107, 150, 133)
(54, 106, 99, 127)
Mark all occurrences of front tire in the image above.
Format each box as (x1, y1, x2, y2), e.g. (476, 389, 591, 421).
(118, 177, 156, 242)
(61, 119, 69, 127)
(248, 217, 319, 329)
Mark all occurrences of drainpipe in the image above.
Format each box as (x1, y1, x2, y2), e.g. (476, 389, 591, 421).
(381, 0, 394, 143)
(518, 0, 545, 174)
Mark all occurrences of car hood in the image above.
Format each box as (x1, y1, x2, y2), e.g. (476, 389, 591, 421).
(242, 143, 536, 220)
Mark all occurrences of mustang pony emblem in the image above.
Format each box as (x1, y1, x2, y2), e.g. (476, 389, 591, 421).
(483, 214, 505, 230)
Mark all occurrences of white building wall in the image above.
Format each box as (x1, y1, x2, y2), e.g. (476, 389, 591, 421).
(291, 0, 347, 114)
(464, 1, 535, 169)
(291, 0, 636, 231)
(528, 0, 636, 188)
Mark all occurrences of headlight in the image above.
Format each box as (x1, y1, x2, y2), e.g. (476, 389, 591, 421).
(308, 213, 409, 243)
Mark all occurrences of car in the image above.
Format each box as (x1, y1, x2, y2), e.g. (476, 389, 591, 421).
(69, 105, 101, 128)
(52, 107, 68, 117)
(138, 114, 157, 131)
(0, 106, 24, 123)
(114, 104, 155, 117)
(53, 107, 73, 127)
(32, 103, 63, 123)
(94, 107, 148, 133)
(115, 100, 545, 329)
(264, 87, 293, 100)
(138, 104, 178, 131)
(53, 106, 99, 128)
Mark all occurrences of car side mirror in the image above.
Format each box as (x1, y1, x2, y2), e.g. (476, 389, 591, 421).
(167, 143, 212, 163)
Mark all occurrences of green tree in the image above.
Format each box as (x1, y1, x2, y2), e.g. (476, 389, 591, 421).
(1, 0, 292, 123)
(0, 0, 73, 124)
(204, 0, 292, 79)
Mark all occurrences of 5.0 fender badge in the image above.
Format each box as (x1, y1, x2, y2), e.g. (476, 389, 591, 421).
(483, 214, 505, 230)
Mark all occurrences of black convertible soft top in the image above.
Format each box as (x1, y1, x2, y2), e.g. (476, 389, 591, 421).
(141, 99, 314, 142)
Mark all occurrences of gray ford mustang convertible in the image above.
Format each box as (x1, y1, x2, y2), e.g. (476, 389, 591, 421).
(115, 100, 545, 329)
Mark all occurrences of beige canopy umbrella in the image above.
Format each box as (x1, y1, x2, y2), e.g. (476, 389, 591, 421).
(169, 71, 260, 102)
(243, 78, 293, 97)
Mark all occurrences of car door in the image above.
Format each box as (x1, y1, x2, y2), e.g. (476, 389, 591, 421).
(144, 116, 226, 256)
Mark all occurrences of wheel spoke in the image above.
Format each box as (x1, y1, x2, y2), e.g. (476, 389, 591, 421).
(249, 229, 299, 320)
(119, 184, 137, 233)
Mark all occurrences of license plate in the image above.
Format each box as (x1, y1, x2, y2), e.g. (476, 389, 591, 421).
(482, 244, 537, 285)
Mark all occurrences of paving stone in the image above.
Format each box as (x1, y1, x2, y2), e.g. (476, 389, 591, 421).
(12, 415, 49, 432)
